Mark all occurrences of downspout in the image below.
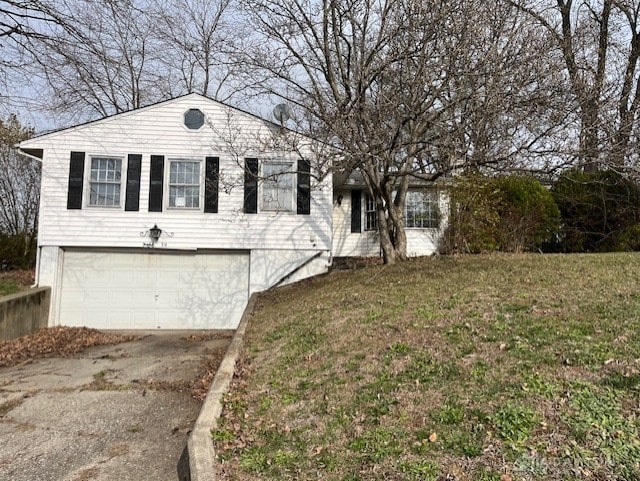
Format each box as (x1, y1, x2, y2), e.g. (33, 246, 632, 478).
(32, 247, 41, 287)
(16, 147, 44, 287)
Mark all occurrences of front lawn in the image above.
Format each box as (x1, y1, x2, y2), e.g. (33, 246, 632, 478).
(215, 253, 640, 480)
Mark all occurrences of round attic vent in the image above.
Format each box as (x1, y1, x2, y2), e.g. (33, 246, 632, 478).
(184, 108, 205, 130)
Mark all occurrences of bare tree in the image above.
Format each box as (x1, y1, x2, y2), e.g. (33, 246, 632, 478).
(510, 0, 640, 171)
(0, 1, 63, 40)
(11, 0, 244, 124)
(22, 0, 166, 119)
(0, 114, 39, 266)
(0, 1, 73, 112)
(435, 2, 573, 173)
(150, 0, 242, 101)
(240, 0, 562, 262)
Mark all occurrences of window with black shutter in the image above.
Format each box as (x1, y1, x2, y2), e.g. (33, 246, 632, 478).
(149, 155, 165, 212)
(67, 151, 85, 210)
(244, 158, 258, 214)
(297, 158, 311, 215)
(204, 156, 219, 213)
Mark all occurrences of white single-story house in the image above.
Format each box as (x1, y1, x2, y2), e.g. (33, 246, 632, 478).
(18, 94, 447, 330)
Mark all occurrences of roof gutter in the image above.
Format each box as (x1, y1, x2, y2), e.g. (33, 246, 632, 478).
(17, 147, 44, 162)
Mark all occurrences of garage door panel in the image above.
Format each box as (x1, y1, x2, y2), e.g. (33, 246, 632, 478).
(59, 250, 249, 329)
(83, 288, 111, 305)
(108, 289, 136, 305)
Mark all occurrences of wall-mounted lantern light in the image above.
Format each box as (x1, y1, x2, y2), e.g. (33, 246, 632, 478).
(140, 224, 173, 247)
(336, 194, 343, 206)
(149, 224, 162, 243)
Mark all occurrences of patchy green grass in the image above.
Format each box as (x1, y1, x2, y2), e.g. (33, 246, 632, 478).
(0, 278, 21, 296)
(0, 270, 33, 296)
(214, 253, 640, 480)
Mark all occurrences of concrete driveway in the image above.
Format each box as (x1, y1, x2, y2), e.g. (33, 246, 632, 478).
(0, 331, 232, 481)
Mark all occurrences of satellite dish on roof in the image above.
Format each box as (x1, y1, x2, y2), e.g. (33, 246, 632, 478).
(272, 103, 292, 124)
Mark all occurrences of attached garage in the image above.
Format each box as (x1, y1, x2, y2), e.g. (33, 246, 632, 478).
(58, 249, 249, 330)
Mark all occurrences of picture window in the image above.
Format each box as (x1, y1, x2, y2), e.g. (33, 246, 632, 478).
(404, 191, 439, 228)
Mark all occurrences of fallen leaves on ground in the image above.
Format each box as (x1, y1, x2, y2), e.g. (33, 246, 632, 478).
(134, 349, 227, 401)
(0, 326, 137, 368)
(191, 353, 228, 401)
(183, 331, 234, 342)
(0, 270, 35, 287)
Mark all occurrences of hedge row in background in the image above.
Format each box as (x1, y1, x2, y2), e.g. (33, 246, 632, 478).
(553, 169, 640, 252)
(444, 170, 640, 254)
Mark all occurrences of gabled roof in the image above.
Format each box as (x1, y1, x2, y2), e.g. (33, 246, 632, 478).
(19, 93, 295, 151)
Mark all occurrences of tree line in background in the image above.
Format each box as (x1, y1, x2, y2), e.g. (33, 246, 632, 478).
(2, 0, 640, 265)
(0, 115, 39, 269)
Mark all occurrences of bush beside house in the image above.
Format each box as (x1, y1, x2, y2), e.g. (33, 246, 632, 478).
(444, 173, 560, 254)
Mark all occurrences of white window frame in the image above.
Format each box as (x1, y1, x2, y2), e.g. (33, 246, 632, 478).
(404, 190, 439, 229)
(364, 193, 378, 231)
(167, 158, 203, 210)
(87, 155, 124, 208)
(261, 161, 295, 212)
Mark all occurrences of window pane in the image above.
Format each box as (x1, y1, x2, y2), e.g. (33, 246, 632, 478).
(364, 193, 377, 231)
(184, 109, 205, 129)
(262, 162, 293, 211)
(404, 191, 438, 228)
(170, 163, 178, 183)
(89, 157, 122, 206)
(169, 160, 201, 208)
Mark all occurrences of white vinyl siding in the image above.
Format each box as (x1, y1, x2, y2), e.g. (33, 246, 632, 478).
(332, 189, 447, 257)
(21, 94, 332, 251)
(262, 161, 294, 212)
(89, 156, 122, 207)
(169, 159, 200, 208)
(22, 93, 333, 330)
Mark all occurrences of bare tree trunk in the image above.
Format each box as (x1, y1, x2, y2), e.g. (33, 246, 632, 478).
(512, 0, 640, 171)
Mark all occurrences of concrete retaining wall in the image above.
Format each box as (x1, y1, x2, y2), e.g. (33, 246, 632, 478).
(0, 287, 51, 340)
(185, 293, 258, 481)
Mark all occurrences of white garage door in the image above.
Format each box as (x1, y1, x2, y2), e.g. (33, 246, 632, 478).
(59, 250, 249, 329)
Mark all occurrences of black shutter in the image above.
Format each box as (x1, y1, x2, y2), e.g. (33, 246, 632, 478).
(149, 155, 164, 212)
(204, 156, 219, 213)
(244, 158, 258, 214)
(67, 151, 85, 210)
(125, 154, 142, 211)
(351, 190, 362, 233)
(297, 158, 311, 215)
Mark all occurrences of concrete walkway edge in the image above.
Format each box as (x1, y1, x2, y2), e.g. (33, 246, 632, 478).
(187, 293, 258, 481)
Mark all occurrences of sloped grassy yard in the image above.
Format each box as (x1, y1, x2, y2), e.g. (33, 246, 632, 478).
(214, 254, 640, 480)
